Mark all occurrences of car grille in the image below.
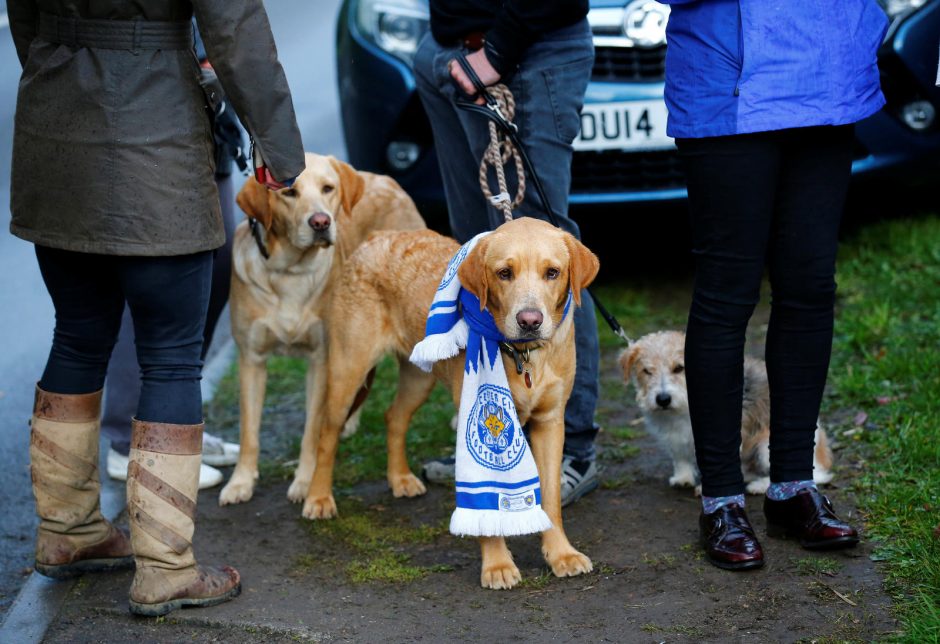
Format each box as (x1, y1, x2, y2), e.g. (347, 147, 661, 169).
(592, 46, 667, 83)
(571, 148, 685, 193)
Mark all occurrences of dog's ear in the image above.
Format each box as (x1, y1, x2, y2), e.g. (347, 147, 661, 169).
(563, 234, 600, 306)
(236, 177, 273, 230)
(458, 237, 490, 310)
(330, 157, 366, 216)
(619, 344, 641, 382)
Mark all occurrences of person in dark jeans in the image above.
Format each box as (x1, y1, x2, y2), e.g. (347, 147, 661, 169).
(102, 27, 246, 490)
(661, 0, 888, 570)
(9, 0, 304, 615)
(414, 0, 601, 506)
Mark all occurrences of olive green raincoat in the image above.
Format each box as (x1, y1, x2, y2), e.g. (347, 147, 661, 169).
(7, 0, 305, 255)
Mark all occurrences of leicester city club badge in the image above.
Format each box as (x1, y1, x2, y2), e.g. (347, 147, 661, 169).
(466, 384, 526, 471)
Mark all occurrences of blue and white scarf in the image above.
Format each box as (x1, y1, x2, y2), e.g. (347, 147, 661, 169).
(410, 233, 554, 537)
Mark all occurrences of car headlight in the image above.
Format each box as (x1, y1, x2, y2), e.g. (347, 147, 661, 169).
(877, 0, 928, 18)
(355, 0, 430, 65)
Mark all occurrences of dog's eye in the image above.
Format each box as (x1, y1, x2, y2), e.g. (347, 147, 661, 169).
(280, 188, 297, 198)
(642, 368, 652, 376)
(496, 268, 513, 281)
(673, 364, 685, 374)
(322, 185, 335, 194)
(545, 267, 560, 280)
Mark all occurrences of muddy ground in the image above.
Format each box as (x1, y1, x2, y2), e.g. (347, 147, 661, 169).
(42, 336, 897, 643)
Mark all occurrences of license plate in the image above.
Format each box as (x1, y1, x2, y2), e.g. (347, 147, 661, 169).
(574, 100, 674, 152)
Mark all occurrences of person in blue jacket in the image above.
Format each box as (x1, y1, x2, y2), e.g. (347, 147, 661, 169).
(661, 0, 888, 570)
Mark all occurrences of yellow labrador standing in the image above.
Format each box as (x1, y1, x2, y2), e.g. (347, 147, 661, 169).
(301, 218, 600, 589)
(220, 153, 425, 506)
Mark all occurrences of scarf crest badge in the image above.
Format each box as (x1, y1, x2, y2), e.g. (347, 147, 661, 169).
(410, 232, 568, 537)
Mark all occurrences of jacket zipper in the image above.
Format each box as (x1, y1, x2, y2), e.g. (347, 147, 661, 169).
(734, 0, 744, 96)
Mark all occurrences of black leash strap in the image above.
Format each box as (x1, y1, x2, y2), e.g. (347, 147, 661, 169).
(453, 53, 632, 344)
(248, 217, 270, 260)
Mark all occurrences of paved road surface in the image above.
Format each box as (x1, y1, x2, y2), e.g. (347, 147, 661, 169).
(0, 0, 344, 616)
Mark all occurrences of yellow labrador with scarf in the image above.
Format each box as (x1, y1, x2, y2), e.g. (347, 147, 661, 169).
(301, 218, 599, 589)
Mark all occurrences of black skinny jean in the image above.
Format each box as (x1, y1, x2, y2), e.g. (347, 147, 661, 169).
(35, 247, 213, 425)
(677, 125, 854, 498)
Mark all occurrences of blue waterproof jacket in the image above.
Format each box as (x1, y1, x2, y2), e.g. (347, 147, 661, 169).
(661, 0, 888, 138)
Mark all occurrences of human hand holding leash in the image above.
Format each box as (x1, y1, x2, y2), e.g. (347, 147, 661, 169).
(252, 143, 296, 190)
(449, 49, 500, 104)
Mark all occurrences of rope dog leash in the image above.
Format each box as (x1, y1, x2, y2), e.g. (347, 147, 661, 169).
(452, 53, 633, 344)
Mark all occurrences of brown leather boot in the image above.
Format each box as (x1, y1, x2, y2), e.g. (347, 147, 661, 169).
(127, 419, 240, 617)
(30, 386, 133, 579)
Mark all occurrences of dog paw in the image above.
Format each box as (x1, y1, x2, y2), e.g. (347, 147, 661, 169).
(480, 562, 522, 590)
(219, 478, 254, 506)
(389, 472, 427, 498)
(301, 495, 338, 520)
(287, 476, 312, 504)
(745, 477, 770, 495)
(669, 473, 697, 488)
(546, 550, 593, 578)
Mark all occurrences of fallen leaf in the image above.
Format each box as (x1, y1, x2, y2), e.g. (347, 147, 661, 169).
(820, 583, 858, 606)
(934, 524, 940, 541)
(853, 411, 868, 427)
(876, 396, 896, 406)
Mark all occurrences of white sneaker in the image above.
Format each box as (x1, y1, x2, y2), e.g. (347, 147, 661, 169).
(107, 448, 224, 490)
(201, 431, 240, 467)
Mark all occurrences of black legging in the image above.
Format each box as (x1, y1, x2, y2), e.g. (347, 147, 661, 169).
(36, 247, 213, 425)
(677, 125, 855, 498)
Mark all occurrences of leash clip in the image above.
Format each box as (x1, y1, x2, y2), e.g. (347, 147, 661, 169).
(486, 102, 518, 133)
(488, 192, 511, 206)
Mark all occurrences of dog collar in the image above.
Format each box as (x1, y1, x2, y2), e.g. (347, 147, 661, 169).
(499, 342, 540, 388)
(248, 217, 270, 260)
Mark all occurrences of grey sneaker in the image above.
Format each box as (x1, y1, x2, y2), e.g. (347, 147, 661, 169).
(201, 431, 240, 467)
(421, 456, 456, 484)
(561, 457, 599, 507)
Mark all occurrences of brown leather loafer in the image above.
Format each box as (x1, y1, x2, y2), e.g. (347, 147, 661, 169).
(764, 488, 859, 550)
(699, 504, 764, 571)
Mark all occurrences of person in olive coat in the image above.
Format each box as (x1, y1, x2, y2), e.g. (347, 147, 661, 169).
(7, 0, 305, 617)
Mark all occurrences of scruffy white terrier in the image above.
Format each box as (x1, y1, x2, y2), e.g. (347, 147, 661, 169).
(619, 330, 834, 495)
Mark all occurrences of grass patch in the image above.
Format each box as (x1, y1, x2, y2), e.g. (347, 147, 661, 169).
(826, 215, 939, 641)
(792, 556, 844, 577)
(641, 623, 705, 638)
(600, 474, 635, 490)
(517, 569, 554, 590)
(300, 502, 449, 584)
(346, 553, 427, 584)
(641, 553, 677, 570)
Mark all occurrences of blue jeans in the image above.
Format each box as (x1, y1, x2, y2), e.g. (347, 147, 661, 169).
(35, 246, 213, 426)
(415, 21, 600, 460)
(101, 174, 237, 455)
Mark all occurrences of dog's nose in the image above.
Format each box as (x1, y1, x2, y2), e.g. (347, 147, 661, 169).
(655, 393, 672, 408)
(308, 213, 331, 231)
(516, 309, 543, 332)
